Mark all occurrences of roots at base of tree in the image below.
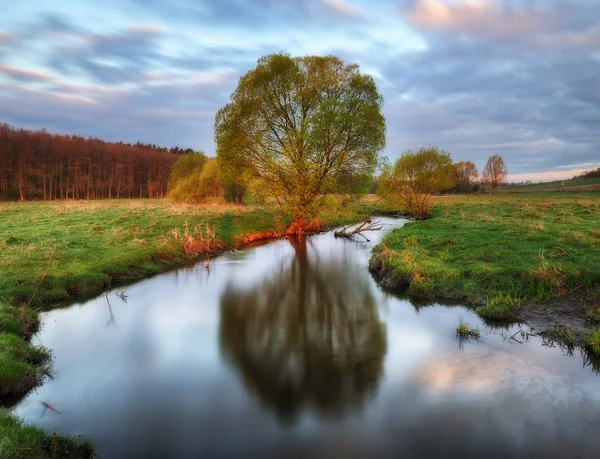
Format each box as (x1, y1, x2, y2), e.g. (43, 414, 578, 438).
(286, 215, 323, 236)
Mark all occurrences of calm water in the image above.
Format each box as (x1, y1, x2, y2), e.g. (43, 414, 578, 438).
(14, 217, 600, 458)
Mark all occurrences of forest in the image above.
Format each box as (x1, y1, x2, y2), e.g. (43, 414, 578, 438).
(0, 124, 190, 201)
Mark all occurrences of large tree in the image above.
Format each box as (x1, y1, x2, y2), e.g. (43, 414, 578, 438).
(215, 53, 386, 229)
(455, 161, 479, 193)
(379, 146, 455, 219)
(483, 154, 508, 191)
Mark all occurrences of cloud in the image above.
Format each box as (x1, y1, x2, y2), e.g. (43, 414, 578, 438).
(508, 166, 600, 182)
(323, 0, 362, 19)
(0, 65, 55, 82)
(404, 0, 558, 38)
(538, 24, 600, 49)
(0, 32, 16, 46)
(44, 24, 166, 85)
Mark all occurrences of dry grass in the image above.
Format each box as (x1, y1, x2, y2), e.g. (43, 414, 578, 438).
(171, 223, 224, 256)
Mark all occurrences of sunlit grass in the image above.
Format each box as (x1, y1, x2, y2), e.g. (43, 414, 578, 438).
(371, 193, 600, 318)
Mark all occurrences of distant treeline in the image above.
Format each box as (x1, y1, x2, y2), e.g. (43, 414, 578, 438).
(0, 124, 196, 201)
(576, 168, 600, 180)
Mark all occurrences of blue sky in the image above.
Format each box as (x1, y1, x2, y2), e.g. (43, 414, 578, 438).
(1, 0, 599, 180)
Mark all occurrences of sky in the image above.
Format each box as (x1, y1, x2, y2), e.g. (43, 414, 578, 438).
(1, 0, 599, 181)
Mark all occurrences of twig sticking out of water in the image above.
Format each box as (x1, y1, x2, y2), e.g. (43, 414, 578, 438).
(456, 317, 481, 340)
(26, 244, 57, 308)
(105, 292, 115, 327)
(41, 401, 62, 414)
(510, 328, 524, 344)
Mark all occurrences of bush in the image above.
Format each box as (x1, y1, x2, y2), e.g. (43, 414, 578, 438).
(223, 181, 246, 204)
(380, 146, 455, 219)
(168, 159, 223, 203)
(167, 153, 207, 192)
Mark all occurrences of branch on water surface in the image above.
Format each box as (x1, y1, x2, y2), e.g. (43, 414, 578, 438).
(334, 219, 386, 241)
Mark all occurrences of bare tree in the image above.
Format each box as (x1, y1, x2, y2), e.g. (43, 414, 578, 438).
(483, 154, 508, 191)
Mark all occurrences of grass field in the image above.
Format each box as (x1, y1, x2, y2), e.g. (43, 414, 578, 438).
(371, 193, 600, 322)
(501, 176, 600, 191)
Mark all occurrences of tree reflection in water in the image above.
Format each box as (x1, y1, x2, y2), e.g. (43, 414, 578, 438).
(219, 236, 387, 421)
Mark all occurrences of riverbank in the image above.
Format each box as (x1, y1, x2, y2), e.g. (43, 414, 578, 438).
(0, 196, 393, 458)
(1, 198, 393, 308)
(370, 193, 600, 352)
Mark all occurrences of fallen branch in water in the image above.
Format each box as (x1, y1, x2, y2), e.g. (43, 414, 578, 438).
(26, 244, 57, 308)
(41, 401, 62, 414)
(334, 220, 386, 241)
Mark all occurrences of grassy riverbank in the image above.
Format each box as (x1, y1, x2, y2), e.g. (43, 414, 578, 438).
(0, 196, 391, 458)
(0, 409, 93, 459)
(371, 193, 600, 345)
(1, 198, 388, 308)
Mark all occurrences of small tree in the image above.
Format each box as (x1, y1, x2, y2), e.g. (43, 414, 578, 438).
(454, 161, 479, 193)
(482, 154, 508, 191)
(167, 152, 207, 192)
(168, 158, 223, 202)
(223, 180, 246, 204)
(380, 146, 455, 219)
(215, 53, 385, 230)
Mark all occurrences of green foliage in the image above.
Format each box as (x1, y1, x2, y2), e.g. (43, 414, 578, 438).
(371, 194, 600, 318)
(380, 146, 455, 219)
(223, 180, 246, 204)
(215, 52, 385, 223)
(169, 159, 223, 203)
(167, 152, 207, 192)
(586, 328, 600, 357)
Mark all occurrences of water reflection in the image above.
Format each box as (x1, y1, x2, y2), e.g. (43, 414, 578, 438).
(219, 237, 387, 421)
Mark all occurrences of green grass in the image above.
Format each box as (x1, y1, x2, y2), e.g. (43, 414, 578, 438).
(0, 304, 49, 398)
(0, 332, 51, 397)
(0, 409, 94, 459)
(586, 328, 600, 357)
(456, 317, 480, 339)
(587, 307, 600, 324)
(371, 193, 600, 319)
(502, 176, 600, 191)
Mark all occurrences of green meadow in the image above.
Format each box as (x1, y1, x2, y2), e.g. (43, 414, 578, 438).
(371, 193, 600, 324)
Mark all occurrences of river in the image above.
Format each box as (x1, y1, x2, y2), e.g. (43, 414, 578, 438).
(14, 217, 600, 458)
